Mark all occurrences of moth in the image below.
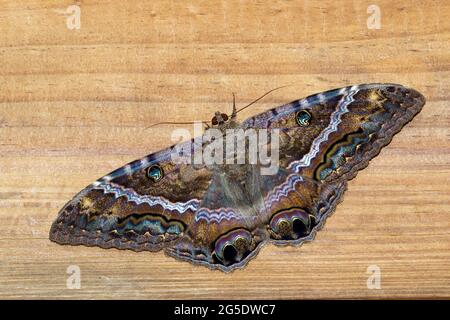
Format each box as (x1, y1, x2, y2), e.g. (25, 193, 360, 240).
(49, 83, 425, 272)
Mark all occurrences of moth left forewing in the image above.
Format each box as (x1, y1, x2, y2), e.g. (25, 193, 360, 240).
(49, 141, 211, 252)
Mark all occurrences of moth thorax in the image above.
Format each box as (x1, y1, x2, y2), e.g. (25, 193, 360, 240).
(212, 112, 229, 126)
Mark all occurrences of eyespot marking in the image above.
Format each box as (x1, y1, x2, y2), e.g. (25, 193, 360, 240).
(296, 110, 312, 126)
(269, 208, 315, 240)
(213, 229, 254, 266)
(147, 165, 164, 182)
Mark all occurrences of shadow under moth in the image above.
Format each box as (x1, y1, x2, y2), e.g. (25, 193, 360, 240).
(49, 83, 425, 272)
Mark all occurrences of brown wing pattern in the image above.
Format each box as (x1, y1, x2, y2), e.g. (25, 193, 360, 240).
(50, 83, 425, 271)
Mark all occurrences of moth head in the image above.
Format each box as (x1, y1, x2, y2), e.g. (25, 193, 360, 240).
(211, 111, 229, 126)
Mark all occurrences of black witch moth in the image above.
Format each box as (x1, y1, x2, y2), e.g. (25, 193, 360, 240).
(49, 83, 425, 272)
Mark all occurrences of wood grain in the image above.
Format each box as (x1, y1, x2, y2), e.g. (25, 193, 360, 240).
(0, 0, 449, 299)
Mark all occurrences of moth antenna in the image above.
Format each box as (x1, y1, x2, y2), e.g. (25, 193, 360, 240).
(146, 120, 210, 129)
(231, 92, 237, 119)
(235, 84, 292, 115)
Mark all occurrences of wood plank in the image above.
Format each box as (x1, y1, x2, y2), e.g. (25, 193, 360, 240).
(0, 0, 448, 299)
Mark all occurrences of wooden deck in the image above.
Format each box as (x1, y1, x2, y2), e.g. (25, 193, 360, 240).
(0, 0, 448, 299)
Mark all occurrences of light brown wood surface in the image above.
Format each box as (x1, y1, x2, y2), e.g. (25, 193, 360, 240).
(0, 0, 449, 299)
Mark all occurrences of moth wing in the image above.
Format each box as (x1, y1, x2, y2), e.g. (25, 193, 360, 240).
(50, 83, 425, 271)
(49, 137, 271, 271)
(49, 139, 213, 252)
(243, 83, 425, 243)
(166, 164, 303, 271)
